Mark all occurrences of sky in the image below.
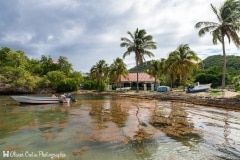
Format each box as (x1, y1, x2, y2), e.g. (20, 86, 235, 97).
(0, 0, 239, 73)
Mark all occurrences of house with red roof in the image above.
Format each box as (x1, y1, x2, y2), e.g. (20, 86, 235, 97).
(119, 72, 159, 90)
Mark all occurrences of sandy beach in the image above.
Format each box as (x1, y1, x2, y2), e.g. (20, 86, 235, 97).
(187, 90, 239, 98)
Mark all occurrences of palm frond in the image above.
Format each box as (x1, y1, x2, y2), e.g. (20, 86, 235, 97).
(211, 4, 222, 22)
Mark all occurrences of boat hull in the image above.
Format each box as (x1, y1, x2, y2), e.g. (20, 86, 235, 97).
(11, 96, 62, 104)
(187, 88, 209, 93)
(157, 86, 170, 92)
(186, 83, 211, 93)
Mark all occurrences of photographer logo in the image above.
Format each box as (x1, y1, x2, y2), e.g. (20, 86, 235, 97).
(3, 151, 9, 158)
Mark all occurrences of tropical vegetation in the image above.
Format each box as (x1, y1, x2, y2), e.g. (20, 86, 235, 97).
(1, 1, 240, 93)
(0, 47, 83, 93)
(165, 44, 200, 88)
(109, 58, 128, 88)
(120, 28, 157, 91)
(89, 60, 109, 91)
(195, 0, 240, 89)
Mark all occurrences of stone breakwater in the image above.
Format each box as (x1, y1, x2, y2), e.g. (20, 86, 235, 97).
(77, 91, 240, 110)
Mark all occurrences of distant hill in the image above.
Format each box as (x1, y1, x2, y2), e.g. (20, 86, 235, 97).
(128, 61, 151, 72)
(202, 55, 240, 70)
(128, 55, 240, 72)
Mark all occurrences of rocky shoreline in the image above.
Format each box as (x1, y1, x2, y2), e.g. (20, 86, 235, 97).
(75, 90, 240, 110)
(2, 87, 239, 110)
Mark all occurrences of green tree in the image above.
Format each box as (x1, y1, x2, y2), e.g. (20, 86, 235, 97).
(166, 44, 200, 87)
(69, 71, 83, 85)
(195, 0, 240, 89)
(1, 49, 29, 69)
(0, 47, 11, 66)
(120, 28, 157, 91)
(158, 58, 168, 85)
(90, 60, 109, 91)
(1, 66, 38, 90)
(147, 60, 160, 88)
(232, 75, 240, 91)
(27, 59, 42, 75)
(40, 55, 55, 75)
(57, 56, 73, 76)
(195, 66, 228, 88)
(0, 47, 83, 93)
(109, 58, 128, 88)
(57, 78, 79, 92)
(44, 71, 66, 89)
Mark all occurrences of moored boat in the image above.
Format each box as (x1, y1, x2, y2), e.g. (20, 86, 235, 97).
(11, 93, 77, 104)
(157, 86, 170, 92)
(186, 82, 211, 93)
(116, 87, 131, 91)
(11, 96, 63, 104)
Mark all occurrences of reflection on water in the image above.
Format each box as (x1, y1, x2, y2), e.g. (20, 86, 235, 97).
(0, 94, 239, 160)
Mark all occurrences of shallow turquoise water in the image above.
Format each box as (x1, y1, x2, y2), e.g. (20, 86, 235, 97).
(0, 94, 239, 160)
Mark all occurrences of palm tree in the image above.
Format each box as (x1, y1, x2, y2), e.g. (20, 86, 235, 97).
(158, 58, 168, 85)
(147, 60, 160, 88)
(90, 60, 109, 91)
(109, 57, 128, 88)
(166, 44, 200, 87)
(195, 0, 240, 89)
(165, 58, 178, 88)
(120, 28, 157, 91)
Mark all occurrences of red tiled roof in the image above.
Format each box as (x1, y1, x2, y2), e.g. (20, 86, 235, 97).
(120, 73, 155, 82)
(52, 61, 59, 64)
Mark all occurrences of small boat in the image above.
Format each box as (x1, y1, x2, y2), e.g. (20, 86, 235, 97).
(116, 87, 131, 91)
(11, 96, 64, 104)
(157, 86, 170, 92)
(11, 94, 77, 104)
(186, 82, 211, 93)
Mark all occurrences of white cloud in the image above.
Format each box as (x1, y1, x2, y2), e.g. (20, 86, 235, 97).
(0, 0, 239, 72)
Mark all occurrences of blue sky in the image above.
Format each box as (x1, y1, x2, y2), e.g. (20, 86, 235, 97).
(0, 0, 239, 72)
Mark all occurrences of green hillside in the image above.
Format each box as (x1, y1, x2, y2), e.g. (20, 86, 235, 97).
(202, 55, 240, 70)
(128, 61, 151, 72)
(128, 55, 240, 72)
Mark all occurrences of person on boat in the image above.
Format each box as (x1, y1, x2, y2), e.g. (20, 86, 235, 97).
(186, 84, 194, 93)
(59, 93, 66, 103)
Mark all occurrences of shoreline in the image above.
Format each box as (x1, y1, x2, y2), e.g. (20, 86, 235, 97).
(74, 90, 240, 110)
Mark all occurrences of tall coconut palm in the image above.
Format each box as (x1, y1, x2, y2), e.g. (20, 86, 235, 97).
(109, 57, 128, 88)
(120, 28, 157, 91)
(195, 0, 240, 89)
(90, 60, 109, 91)
(166, 44, 200, 87)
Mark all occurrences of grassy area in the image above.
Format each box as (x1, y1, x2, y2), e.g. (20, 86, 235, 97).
(209, 90, 222, 97)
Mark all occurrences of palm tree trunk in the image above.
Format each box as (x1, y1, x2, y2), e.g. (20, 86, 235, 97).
(136, 61, 139, 92)
(154, 76, 156, 90)
(222, 36, 226, 90)
(118, 76, 122, 88)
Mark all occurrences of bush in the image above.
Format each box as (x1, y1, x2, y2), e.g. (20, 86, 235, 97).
(195, 73, 221, 88)
(45, 71, 65, 89)
(57, 78, 79, 92)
